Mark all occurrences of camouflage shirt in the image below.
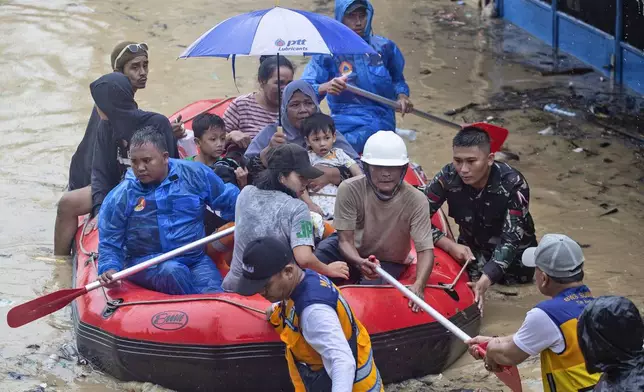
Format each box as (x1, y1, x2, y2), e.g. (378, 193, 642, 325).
(425, 162, 536, 283)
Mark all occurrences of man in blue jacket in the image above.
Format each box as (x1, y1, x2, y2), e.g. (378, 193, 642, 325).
(301, 0, 413, 153)
(97, 126, 239, 295)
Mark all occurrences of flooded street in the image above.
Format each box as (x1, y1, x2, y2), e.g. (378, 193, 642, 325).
(0, 0, 642, 391)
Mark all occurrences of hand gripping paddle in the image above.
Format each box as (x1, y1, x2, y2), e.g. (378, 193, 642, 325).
(375, 266, 523, 392)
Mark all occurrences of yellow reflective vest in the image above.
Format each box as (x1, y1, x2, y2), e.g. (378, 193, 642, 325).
(270, 270, 383, 392)
(536, 285, 601, 392)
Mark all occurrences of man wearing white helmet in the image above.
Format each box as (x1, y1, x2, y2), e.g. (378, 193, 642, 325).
(315, 131, 435, 312)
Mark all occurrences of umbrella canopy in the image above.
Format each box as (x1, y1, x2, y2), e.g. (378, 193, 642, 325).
(179, 6, 376, 58)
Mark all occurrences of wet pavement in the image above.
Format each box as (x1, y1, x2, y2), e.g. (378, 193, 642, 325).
(0, 0, 642, 391)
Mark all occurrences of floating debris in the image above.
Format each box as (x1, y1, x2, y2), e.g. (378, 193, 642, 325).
(395, 128, 417, 141)
(0, 298, 14, 307)
(599, 207, 619, 217)
(7, 371, 25, 380)
(495, 151, 520, 162)
(544, 104, 576, 117)
(444, 102, 478, 116)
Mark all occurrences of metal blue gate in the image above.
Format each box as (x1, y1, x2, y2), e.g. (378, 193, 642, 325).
(497, 0, 644, 94)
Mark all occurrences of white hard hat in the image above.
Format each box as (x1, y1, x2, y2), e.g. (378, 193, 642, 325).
(361, 131, 409, 166)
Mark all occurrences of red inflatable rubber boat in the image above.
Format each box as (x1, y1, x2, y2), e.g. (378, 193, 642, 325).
(71, 99, 481, 392)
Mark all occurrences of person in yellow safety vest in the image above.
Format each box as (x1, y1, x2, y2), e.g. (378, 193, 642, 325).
(466, 234, 601, 392)
(234, 236, 383, 392)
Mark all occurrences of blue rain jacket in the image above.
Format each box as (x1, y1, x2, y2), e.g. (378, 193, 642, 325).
(98, 159, 238, 293)
(301, 0, 410, 153)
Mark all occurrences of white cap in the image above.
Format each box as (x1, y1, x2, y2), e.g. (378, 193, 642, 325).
(361, 131, 409, 167)
(522, 234, 585, 278)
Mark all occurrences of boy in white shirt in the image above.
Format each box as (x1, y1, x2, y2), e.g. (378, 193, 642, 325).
(299, 113, 362, 219)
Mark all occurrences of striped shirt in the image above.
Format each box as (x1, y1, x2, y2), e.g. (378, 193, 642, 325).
(223, 92, 278, 139)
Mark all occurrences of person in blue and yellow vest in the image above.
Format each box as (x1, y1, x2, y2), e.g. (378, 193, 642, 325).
(234, 236, 383, 392)
(466, 234, 601, 392)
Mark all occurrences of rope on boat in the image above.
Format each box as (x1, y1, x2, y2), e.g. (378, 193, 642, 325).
(109, 296, 266, 315)
(338, 259, 470, 291)
(94, 260, 469, 320)
(78, 217, 95, 257)
(339, 283, 453, 290)
(93, 256, 469, 317)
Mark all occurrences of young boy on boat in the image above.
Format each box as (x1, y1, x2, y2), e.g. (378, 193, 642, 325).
(466, 234, 600, 392)
(97, 127, 239, 295)
(301, 0, 413, 153)
(234, 236, 383, 392)
(299, 113, 362, 219)
(186, 112, 248, 189)
(425, 126, 537, 315)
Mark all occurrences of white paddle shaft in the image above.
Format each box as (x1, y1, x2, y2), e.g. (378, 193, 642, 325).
(376, 266, 471, 342)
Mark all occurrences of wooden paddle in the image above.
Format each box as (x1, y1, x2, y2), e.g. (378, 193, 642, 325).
(344, 84, 509, 153)
(375, 266, 523, 392)
(7, 226, 235, 328)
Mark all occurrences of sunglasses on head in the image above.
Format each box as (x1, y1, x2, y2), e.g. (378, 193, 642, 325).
(113, 43, 149, 70)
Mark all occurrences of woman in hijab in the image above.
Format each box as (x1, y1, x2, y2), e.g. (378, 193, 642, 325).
(245, 80, 359, 192)
(578, 296, 644, 391)
(54, 72, 177, 256)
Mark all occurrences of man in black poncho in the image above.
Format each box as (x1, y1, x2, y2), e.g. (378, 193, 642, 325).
(578, 296, 644, 392)
(55, 42, 152, 256)
(54, 71, 177, 256)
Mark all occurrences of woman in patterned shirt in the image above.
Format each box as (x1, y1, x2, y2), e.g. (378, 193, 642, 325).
(224, 56, 295, 147)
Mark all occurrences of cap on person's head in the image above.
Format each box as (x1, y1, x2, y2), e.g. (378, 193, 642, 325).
(522, 234, 585, 278)
(111, 41, 148, 71)
(346, 1, 368, 14)
(266, 143, 324, 179)
(235, 237, 295, 296)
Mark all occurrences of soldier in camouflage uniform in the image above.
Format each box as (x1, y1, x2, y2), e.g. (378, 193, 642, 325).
(425, 127, 537, 315)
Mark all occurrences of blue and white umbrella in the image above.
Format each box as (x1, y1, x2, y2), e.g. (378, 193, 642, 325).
(179, 6, 376, 58)
(179, 7, 376, 125)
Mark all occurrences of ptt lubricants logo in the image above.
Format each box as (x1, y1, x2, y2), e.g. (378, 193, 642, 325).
(275, 38, 308, 52)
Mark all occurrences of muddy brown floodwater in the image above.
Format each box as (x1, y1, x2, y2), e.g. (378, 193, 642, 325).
(0, 0, 642, 391)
